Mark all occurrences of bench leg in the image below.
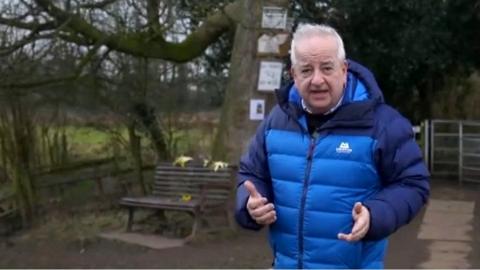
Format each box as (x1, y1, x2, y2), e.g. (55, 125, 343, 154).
(184, 210, 200, 243)
(226, 208, 236, 231)
(126, 207, 135, 232)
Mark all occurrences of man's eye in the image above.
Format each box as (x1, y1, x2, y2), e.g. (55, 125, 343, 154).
(301, 69, 312, 74)
(322, 66, 334, 74)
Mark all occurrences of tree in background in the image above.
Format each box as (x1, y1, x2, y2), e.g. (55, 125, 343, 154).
(292, 0, 480, 122)
(0, 29, 81, 226)
(1, 0, 479, 163)
(0, 0, 241, 214)
(0, 0, 268, 163)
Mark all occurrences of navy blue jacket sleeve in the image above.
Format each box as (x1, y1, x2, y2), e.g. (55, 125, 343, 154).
(235, 119, 273, 230)
(363, 113, 430, 240)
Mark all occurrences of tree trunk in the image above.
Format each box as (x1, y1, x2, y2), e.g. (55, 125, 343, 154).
(8, 101, 36, 227)
(132, 102, 169, 161)
(212, 0, 289, 163)
(127, 122, 146, 195)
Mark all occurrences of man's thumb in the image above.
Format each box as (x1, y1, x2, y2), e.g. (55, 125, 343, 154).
(244, 180, 261, 198)
(354, 202, 363, 214)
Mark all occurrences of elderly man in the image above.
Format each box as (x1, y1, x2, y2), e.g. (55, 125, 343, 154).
(235, 23, 430, 269)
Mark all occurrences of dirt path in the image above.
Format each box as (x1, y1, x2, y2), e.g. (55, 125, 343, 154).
(1, 228, 273, 268)
(1, 179, 479, 268)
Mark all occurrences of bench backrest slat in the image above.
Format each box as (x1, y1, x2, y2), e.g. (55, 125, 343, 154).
(151, 165, 234, 202)
(152, 187, 230, 197)
(154, 175, 229, 183)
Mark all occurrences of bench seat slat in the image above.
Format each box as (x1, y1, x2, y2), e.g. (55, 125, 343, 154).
(155, 171, 230, 175)
(155, 166, 231, 173)
(155, 176, 230, 182)
(120, 196, 199, 207)
(151, 189, 229, 196)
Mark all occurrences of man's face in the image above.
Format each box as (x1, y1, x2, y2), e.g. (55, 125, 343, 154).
(291, 35, 347, 114)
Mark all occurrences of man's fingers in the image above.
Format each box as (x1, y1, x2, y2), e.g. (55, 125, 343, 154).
(250, 203, 275, 218)
(339, 224, 369, 242)
(339, 202, 370, 242)
(338, 221, 367, 241)
(337, 232, 351, 241)
(255, 210, 277, 225)
(247, 196, 267, 210)
(244, 180, 261, 198)
(338, 232, 361, 242)
(350, 218, 368, 236)
(244, 180, 277, 225)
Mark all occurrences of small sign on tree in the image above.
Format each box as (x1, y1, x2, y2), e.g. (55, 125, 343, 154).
(261, 6, 287, 29)
(257, 33, 290, 56)
(257, 61, 283, 92)
(249, 99, 265, 120)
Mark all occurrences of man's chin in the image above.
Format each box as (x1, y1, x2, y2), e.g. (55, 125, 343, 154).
(307, 101, 331, 113)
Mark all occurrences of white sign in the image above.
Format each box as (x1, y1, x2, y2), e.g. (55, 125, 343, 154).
(257, 33, 289, 54)
(258, 61, 283, 92)
(261, 7, 287, 29)
(250, 99, 265, 121)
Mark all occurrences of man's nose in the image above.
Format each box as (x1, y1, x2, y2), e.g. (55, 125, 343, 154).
(310, 69, 325, 85)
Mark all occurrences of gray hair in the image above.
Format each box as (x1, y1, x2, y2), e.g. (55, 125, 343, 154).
(290, 23, 346, 65)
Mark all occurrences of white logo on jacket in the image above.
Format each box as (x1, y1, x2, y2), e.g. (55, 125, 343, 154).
(336, 142, 352, 154)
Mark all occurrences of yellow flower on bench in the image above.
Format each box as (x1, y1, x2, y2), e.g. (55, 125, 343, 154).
(203, 159, 210, 167)
(211, 161, 229, 172)
(173, 155, 193, 167)
(181, 194, 192, 202)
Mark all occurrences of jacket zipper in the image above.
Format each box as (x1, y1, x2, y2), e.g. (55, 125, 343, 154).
(297, 131, 318, 269)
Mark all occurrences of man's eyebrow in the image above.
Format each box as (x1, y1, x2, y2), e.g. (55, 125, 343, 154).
(297, 63, 311, 68)
(320, 61, 335, 66)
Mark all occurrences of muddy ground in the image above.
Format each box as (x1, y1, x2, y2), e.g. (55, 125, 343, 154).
(1, 179, 479, 268)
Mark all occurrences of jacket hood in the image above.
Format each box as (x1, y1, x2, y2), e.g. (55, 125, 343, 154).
(276, 59, 384, 115)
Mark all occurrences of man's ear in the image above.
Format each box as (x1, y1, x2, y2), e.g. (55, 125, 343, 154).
(342, 60, 348, 83)
(290, 67, 296, 80)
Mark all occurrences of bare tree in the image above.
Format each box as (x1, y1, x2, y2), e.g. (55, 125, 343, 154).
(0, 0, 291, 164)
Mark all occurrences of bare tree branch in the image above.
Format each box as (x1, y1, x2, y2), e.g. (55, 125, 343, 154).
(0, 16, 59, 31)
(34, 0, 106, 40)
(0, 32, 54, 57)
(1, 41, 107, 89)
(52, 32, 92, 45)
(146, 0, 160, 31)
(1, 75, 81, 89)
(79, 0, 118, 9)
(30, 0, 242, 62)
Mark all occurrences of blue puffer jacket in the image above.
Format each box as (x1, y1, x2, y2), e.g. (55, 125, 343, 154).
(235, 60, 430, 269)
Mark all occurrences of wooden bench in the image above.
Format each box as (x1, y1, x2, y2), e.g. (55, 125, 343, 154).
(119, 163, 236, 242)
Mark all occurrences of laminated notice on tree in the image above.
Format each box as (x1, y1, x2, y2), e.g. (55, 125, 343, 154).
(257, 33, 290, 55)
(249, 99, 265, 121)
(257, 61, 283, 92)
(261, 7, 287, 29)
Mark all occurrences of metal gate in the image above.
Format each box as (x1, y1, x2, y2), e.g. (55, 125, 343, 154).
(424, 119, 480, 184)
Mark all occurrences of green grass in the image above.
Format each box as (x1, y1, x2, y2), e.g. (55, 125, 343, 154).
(37, 124, 214, 163)
(66, 126, 113, 146)
(65, 126, 116, 159)
(165, 127, 214, 158)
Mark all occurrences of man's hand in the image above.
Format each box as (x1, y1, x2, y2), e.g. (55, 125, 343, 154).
(338, 202, 370, 242)
(244, 180, 277, 225)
